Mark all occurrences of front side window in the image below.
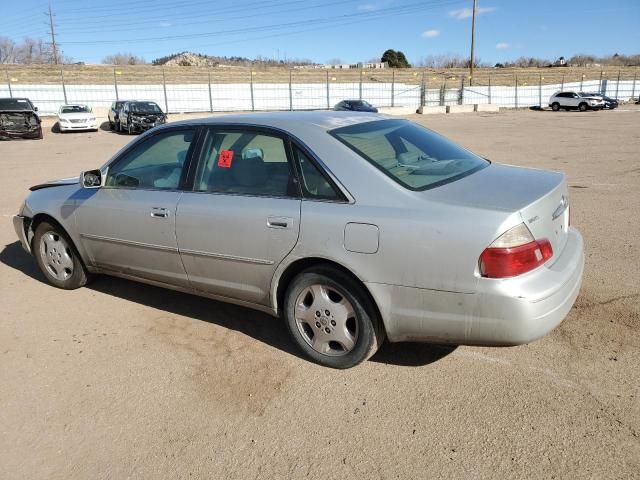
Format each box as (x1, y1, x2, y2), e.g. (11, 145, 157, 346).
(106, 129, 195, 190)
(330, 119, 488, 191)
(194, 129, 298, 197)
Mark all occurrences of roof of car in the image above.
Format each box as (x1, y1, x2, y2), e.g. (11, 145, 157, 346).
(172, 110, 387, 132)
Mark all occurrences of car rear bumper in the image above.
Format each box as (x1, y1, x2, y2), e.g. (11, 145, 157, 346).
(13, 215, 32, 254)
(367, 227, 584, 345)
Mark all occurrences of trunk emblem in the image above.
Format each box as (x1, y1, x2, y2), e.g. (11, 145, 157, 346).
(552, 195, 569, 220)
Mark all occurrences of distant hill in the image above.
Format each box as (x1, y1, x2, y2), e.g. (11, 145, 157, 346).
(151, 51, 314, 67)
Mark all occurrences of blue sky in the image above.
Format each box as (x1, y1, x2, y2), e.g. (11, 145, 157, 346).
(1, 0, 638, 64)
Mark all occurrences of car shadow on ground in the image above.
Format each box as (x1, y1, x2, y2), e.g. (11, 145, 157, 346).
(99, 121, 112, 132)
(0, 240, 456, 367)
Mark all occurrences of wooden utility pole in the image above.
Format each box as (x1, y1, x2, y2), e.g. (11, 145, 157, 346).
(47, 3, 59, 64)
(469, 0, 477, 85)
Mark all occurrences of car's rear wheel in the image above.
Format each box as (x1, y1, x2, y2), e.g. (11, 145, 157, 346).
(115, 119, 121, 132)
(283, 267, 384, 368)
(551, 102, 560, 111)
(578, 102, 588, 112)
(33, 221, 90, 290)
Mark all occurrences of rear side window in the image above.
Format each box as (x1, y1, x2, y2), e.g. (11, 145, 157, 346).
(294, 147, 342, 200)
(193, 129, 298, 197)
(330, 119, 488, 191)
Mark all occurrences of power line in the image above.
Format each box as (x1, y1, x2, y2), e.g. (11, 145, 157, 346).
(60, 0, 460, 45)
(55, 0, 360, 35)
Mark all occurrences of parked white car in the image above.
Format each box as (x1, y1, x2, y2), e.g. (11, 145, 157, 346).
(548, 92, 604, 112)
(57, 104, 98, 132)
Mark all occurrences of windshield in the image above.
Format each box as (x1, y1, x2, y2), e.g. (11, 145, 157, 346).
(330, 119, 489, 191)
(579, 92, 597, 97)
(0, 98, 33, 111)
(131, 102, 162, 113)
(60, 105, 91, 114)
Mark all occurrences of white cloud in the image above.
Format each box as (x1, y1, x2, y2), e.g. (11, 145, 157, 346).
(421, 29, 440, 38)
(495, 42, 509, 49)
(358, 4, 377, 11)
(159, 22, 172, 27)
(449, 6, 495, 19)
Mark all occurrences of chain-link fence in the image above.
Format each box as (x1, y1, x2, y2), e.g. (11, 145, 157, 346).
(2, 65, 639, 116)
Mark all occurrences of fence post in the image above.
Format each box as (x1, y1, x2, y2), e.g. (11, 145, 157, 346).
(514, 75, 518, 109)
(208, 71, 213, 113)
(60, 66, 68, 104)
(113, 68, 119, 101)
(391, 69, 395, 107)
(488, 74, 492, 104)
(579, 74, 584, 92)
(632, 72, 637, 101)
(5, 69, 12, 97)
(561, 74, 564, 92)
(249, 70, 255, 112)
(599, 71, 603, 92)
(458, 75, 465, 105)
(288, 70, 293, 111)
(161, 68, 169, 113)
(615, 70, 620, 100)
(420, 71, 426, 108)
(439, 76, 446, 107)
(538, 74, 542, 107)
(359, 68, 363, 100)
(326, 70, 330, 109)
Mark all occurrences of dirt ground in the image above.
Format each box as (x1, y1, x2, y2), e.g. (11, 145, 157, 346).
(1, 108, 639, 479)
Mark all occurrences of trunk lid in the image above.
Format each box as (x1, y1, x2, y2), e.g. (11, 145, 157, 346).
(424, 163, 570, 258)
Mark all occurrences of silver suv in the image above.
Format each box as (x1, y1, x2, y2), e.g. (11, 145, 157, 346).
(549, 91, 604, 112)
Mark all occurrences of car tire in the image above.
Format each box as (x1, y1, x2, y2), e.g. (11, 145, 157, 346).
(33, 221, 90, 290)
(128, 122, 134, 135)
(578, 102, 588, 112)
(115, 120, 121, 133)
(283, 266, 385, 369)
(551, 102, 560, 111)
(109, 121, 114, 130)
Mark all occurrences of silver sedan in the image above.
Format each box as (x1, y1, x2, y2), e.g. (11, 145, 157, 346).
(13, 112, 584, 368)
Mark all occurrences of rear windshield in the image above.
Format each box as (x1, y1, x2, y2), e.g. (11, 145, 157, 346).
(330, 119, 488, 191)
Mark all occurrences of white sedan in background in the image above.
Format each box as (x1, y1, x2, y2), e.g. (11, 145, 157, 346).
(57, 104, 98, 132)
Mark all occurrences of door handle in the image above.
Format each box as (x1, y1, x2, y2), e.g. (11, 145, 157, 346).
(150, 207, 170, 218)
(267, 216, 292, 229)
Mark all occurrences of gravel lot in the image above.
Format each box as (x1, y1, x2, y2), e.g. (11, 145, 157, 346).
(1, 108, 639, 479)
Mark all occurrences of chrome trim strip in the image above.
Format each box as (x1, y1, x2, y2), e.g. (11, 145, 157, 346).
(79, 233, 178, 252)
(552, 195, 569, 220)
(179, 248, 274, 265)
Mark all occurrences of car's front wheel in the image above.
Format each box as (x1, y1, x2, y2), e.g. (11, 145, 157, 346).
(551, 102, 560, 111)
(283, 267, 385, 368)
(33, 221, 90, 290)
(578, 102, 588, 112)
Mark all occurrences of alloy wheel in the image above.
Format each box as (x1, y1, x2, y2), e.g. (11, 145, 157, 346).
(294, 284, 358, 356)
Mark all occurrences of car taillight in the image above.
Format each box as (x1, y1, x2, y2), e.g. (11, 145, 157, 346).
(479, 223, 553, 278)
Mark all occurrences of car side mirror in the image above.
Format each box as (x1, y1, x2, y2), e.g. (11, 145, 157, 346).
(81, 169, 103, 188)
(34, 106, 38, 112)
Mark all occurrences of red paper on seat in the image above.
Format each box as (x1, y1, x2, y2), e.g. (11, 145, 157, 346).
(218, 150, 234, 168)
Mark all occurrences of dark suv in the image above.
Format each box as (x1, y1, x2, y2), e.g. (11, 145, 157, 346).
(108, 100, 127, 131)
(0, 97, 43, 140)
(117, 101, 167, 134)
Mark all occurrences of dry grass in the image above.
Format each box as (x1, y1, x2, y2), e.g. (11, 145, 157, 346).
(3, 64, 639, 87)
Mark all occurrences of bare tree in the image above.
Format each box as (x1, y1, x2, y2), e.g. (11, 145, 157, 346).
(102, 53, 147, 65)
(0, 36, 17, 63)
